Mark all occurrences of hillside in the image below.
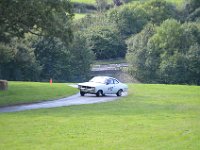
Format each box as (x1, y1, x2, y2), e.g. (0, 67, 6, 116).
(72, 0, 200, 84)
(1, 0, 199, 84)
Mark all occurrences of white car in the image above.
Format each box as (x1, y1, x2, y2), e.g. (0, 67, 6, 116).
(78, 76, 128, 97)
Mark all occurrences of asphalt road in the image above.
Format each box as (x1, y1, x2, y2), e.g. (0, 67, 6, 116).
(0, 92, 127, 113)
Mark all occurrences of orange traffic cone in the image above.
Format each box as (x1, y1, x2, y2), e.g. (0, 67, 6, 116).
(50, 78, 52, 85)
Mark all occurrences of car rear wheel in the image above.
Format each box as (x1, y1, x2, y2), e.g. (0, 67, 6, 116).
(80, 91, 85, 96)
(116, 89, 123, 97)
(96, 90, 103, 97)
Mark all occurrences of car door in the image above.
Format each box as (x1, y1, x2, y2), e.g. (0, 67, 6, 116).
(113, 79, 120, 93)
(105, 79, 115, 94)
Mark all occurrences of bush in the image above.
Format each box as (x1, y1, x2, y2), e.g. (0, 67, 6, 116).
(84, 26, 126, 59)
(126, 19, 200, 85)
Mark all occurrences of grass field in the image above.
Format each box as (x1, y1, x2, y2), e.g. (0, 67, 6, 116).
(93, 58, 127, 65)
(166, 0, 185, 5)
(127, 0, 185, 8)
(0, 84, 199, 149)
(71, 0, 96, 4)
(71, 0, 112, 4)
(0, 82, 78, 107)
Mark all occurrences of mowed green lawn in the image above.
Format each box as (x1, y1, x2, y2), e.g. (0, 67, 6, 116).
(0, 84, 199, 149)
(0, 82, 78, 106)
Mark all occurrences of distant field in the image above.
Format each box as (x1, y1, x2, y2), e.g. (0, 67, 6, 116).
(127, 0, 185, 4)
(74, 13, 87, 20)
(93, 58, 127, 65)
(0, 84, 199, 149)
(165, 0, 185, 5)
(71, 0, 111, 4)
(71, 0, 185, 5)
(71, 0, 95, 4)
(0, 82, 78, 106)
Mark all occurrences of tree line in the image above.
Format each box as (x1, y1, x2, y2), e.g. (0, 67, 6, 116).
(0, 0, 199, 84)
(125, 0, 200, 84)
(0, 0, 93, 82)
(75, 0, 200, 84)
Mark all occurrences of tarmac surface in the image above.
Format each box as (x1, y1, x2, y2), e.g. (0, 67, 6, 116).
(0, 92, 127, 113)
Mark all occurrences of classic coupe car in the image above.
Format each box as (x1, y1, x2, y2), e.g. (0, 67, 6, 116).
(78, 76, 128, 97)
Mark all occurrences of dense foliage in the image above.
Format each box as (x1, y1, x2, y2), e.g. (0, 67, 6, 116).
(83, 26, 126, 59)
(0, 0, 93, 82)
(127, 20, 200, 84)
(125, 0, 200, 84)
(0, 0, 73, 43)
(75, 0, 179, 60)
(0, 0, 200, 84)
(108, 0, 178, 37)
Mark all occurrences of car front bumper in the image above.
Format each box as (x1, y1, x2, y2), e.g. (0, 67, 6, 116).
(79, 86, 96, 94)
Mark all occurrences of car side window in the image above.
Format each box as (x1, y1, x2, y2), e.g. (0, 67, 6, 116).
(107, 79, 114, 84)
(114, 79, 119, 84)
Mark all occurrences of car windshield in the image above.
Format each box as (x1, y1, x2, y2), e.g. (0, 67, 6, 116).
(89, 77, 107, 84)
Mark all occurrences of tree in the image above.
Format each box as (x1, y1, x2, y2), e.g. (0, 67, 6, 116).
(96, 0, 108, 12)
(84, 26, 126, 59)
(0, 36, 41, 81)
(153, 20, 200, 84)
(33, 37, 73, 81)
(108, 3, 148, 37)
(126, 23, 156, 82)
(186, 0, 200, 13)
(0, 0, 73, 43)
(144, 0, 178, 24)
(108, 0, 178, 38)
(187, 44, 200, 84)
(184, 0, 200, 21)
(187, 8, 200, 21)
(33, 32, 94, 82)
(113, 0, 123, 6)
(69, 32, 95, 81)
(127, 19, 200, 84)
(0, 0, 75, 81)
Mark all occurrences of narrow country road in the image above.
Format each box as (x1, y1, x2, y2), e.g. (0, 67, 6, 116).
(0, 93, 127, 113)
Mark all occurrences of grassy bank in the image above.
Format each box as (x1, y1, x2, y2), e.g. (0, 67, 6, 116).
(0, 84, 199, 149)
(0, 82, 78, 107)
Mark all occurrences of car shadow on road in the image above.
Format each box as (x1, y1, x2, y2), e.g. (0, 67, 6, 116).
(79, 92, 128, 98)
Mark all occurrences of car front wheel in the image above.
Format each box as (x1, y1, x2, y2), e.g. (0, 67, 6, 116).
(96, 90, 103, 97)
(80, 91, 85, 96)
(116, 89, 123, 97)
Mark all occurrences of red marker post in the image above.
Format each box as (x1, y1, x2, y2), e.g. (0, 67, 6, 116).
(50, 78, 53, 85)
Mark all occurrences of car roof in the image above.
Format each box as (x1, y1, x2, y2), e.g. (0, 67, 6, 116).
(93, 76, 117, 80)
